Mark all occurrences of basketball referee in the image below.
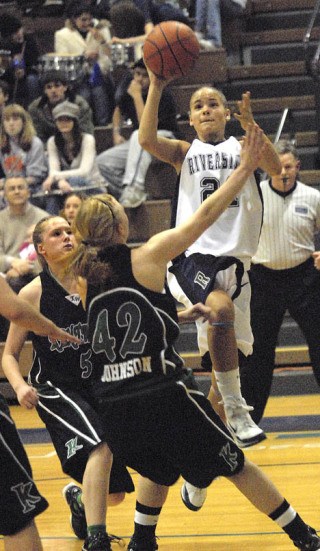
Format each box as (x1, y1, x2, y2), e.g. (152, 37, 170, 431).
(241, 140, 320, 423)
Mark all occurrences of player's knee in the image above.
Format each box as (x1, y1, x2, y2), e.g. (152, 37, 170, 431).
(108, 492, 126, 506)
(206, 292, 234, 324)
(92, 441, 113, 465)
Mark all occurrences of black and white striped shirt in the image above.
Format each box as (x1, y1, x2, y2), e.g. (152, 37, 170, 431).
(252, 179, 320, 270)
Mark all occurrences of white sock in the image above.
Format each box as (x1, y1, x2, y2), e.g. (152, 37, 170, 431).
(214, 368, 242, 403)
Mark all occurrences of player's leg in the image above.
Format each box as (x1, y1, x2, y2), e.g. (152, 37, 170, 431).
(128, 476, 169, 551)
(206, 288, 237, 419)
(228, 458, 320, 551)
(205, 288, 265, 448)
(36, 386, 131, 548)
(81, 442, 115, 551)
(63, 453, 133, 545)
(178, 388, 320, 551)
(4, 521, 43, 551)
(0, 394, 48, 551)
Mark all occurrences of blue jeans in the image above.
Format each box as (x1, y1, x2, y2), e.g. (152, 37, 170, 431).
(195, 0, 222, 46)
(195, 0, 244, 47)
(97, 129, 175, 199)
(77, 74, 115, 126)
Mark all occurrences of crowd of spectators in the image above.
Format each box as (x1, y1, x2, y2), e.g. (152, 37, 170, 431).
(0, 0, 192, 338)
(5, 0, 316, 392)
(0, 1, 190, 207)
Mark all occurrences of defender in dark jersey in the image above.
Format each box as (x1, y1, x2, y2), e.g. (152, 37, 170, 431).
(2, 216, 134, 551)
(0, 275, 81, 550)
(70, 127, 320, 551)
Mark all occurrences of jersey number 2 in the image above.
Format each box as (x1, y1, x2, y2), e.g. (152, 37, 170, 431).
(201, 177, 239, 207)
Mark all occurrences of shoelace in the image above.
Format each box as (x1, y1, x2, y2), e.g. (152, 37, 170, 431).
(109, 533, 126, 548)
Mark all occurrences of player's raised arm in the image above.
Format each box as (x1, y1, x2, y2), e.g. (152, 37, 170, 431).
(138, 68, 190, 172)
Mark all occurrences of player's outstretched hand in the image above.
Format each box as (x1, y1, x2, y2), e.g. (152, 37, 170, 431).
(312, 251, 320, 270)
(234, 91, 255, 131)
(178, 303, 212, 324)
(241, 123, 266, 173)
(42, 322, 81, 344)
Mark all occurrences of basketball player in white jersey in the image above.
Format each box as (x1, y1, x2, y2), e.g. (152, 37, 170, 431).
(139, 68, 281, 510)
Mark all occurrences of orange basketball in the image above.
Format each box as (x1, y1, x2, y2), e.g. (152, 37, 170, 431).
(143, 21, 200, 80)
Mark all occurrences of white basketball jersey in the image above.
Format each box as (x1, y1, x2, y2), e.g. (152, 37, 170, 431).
(174, 137, 263, 265)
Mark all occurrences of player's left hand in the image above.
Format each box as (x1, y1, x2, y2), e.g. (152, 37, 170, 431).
(44, 324, 81, 344)
(234, 91, 255, 131)
(312, 251, 320, 270)
(178, 303, 212, 324)
(16, 382, 39, 409)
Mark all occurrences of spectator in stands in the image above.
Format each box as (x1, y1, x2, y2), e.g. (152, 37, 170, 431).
(5, 221, 37, 289)
(28, 70, 94, 144)
(194, 0, 247, 58)
(0, 104, 48, 203)
(132, 0, 190, 24)
(14, 222, 37, 265)
(110, 0, 190, 59)
(97, 58, 178, 208)
(60, 190, 86, 223)
(84, 0, 111, 19)
(0, 176, 48, 338)
(0, 81, 9, 118)
(0, 13, 41, 108)
(55, 0, 115, 125)
(0, 81, 9, 199)
(0, 177, 47, 286)
(42, 100, 105, 214)
(109, 0, 150, 62)
(240, 140, 320, 423)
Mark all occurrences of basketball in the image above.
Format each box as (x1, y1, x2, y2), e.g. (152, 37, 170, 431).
(143, 21, 200, 80)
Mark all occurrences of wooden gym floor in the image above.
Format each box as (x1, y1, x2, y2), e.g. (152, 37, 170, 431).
(1, 393, 320, 550)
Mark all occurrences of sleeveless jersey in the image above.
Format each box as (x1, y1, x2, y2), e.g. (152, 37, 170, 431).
(173, 137, 263, 266)
(86, 245, 185, 397)
(29, 269, 93, 388)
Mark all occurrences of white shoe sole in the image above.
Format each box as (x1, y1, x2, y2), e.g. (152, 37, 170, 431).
(227, 423, 267, 448)
(180, 483, 207, 511)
